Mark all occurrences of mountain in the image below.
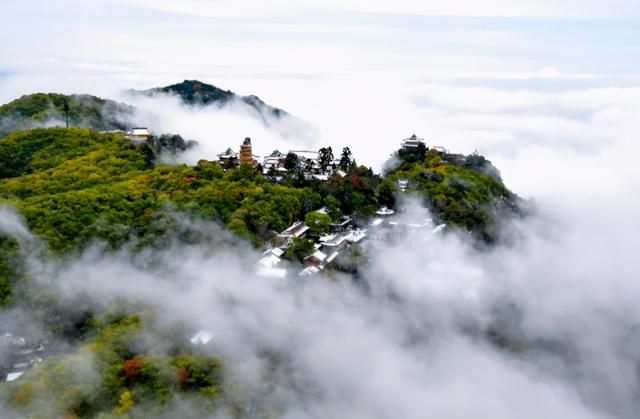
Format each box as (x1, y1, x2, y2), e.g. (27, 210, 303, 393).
(134, 80, 287, 119)
(0, 127, 520, 417)
(130, 80, 311, 139)
(0, 127, 519, 257)
(0, 93, 135, 136)
(0, 81, 309, 140)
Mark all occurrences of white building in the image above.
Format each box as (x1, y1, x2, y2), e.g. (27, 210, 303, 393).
(401, 134, 425, 151)
(190, 330, 213, 345)
(126, 127, 151, 141)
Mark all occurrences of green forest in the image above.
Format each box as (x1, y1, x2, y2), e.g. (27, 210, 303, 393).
(0, 94, 134, 135)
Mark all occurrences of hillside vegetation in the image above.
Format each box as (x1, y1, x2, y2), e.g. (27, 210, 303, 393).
(387, 148, 519, 243)
(0, 94, 134, 135)
(1, 310, 227, 418)
(0, 128, 520, 254)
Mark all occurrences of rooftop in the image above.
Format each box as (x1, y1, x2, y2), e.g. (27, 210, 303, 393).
(190, 330, 213, 345)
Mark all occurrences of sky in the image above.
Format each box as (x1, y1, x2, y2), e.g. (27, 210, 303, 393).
(2, 2, 640, 418)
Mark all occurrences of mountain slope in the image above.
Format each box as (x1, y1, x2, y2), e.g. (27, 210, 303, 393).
(135, 80, 287, 119)
(0, 93, 134, 135)
(386, 147, 521, 244)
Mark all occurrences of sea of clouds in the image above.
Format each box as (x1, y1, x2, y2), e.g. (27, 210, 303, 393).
(1, 76, 640, 417)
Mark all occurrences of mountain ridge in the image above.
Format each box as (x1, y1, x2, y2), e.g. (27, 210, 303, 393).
(0, 93, 134, 135)
(130, 79, 288, 119)
(0, 80, 297, 136)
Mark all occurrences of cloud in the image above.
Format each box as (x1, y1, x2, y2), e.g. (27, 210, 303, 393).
(0, 206, 34, 242)
(6, 186, 638, 418)
(96, 0, 640, 18)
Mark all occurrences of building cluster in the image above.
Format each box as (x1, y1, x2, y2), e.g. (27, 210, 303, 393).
(0, 333, 47, 383)
(256, 205, 446, 279)
(256, 208, 367, 278)
(217, 138, 346, 180)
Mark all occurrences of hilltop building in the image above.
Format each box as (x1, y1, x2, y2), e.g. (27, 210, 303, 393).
(240, 137, 254, 166)
(217, 147, 238, 169)
(216, 138, 346, 180)
(126, 127, 151, 141)
(401, 134, 425, 151)
(264, 150, 285, 169)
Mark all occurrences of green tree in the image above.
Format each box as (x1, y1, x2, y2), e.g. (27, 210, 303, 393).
(318, 146, 334, 171)
(284, 152, 300, 172)
(305, 211, 332, 236)
(285, 237, 315, 261)
(339, 147, 352, 171)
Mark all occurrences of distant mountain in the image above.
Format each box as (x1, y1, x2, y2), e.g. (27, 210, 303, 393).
(0, 80, 310, 139)
(0, 93, 134, 135)
(133, 80, 287, 119)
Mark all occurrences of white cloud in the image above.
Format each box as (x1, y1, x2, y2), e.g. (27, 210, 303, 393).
(100, 0, 640, 18)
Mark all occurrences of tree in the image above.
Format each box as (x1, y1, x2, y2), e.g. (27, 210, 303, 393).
(114, 391, 134, 415)
(416, 142, 427, 161)
(285, 237, 315, 261)
(122, 357, 143, 385)
(339, 147, 352, 171)
(63, 99, 70, 128)
(318, 147, 334, 171)
(266, 164, 278, 179)
(305, 211, 332, 236)
(324, 195, 342, 221)
(284, 152, 300, 172)
(425, 149, 442, 167)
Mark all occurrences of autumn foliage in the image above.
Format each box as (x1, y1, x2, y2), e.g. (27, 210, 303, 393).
(122, 357, 143, 384)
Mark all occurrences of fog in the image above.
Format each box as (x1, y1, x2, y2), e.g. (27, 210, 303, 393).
(1, 156, 640, 418)
(117, 91, 318, 164)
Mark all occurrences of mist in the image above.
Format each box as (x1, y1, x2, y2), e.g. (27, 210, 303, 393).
(116, 91, 318, 165)
(1, 160, 638, 418)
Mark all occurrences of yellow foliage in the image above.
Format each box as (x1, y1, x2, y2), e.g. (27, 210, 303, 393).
(9, 382, 34, 407)
(113, 390, 134, 415)
(433, 165, 447, 174)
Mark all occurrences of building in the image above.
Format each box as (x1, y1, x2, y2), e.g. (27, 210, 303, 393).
(217, 147, 238, 168)
(376, 206, 395, 216)
(330, 216, 352, 232)
(319, 233, 350, 254)
(258, 247, 285, 269)
(1, 333, 46, 383)
(263, 150, 285, 169)
(441, 153, 466, 165)
(190, 330, 213, 345)
(274, 221, 310, 246)
(401, 134, 425, 151)
(126, 127, 151, 141)
(240, 137, 254, 166)
(398, 179, 409, 191)
(432, 146, 449, 154)
(304, 250, 328, 267)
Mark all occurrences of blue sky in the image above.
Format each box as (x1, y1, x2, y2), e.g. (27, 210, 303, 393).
(1, 0, 640, 95)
